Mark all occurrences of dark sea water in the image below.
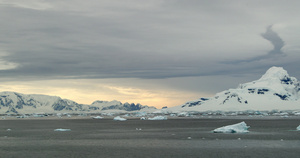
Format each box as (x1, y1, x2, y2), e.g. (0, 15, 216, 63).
(0, 117, 300, 158)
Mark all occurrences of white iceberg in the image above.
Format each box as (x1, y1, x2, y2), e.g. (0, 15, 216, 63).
(297, 125, 300, 131)
(113, 116, 127, 121)
(140, 117, 147, 120)
(148, 116, 168, 120)
(92, 116, 103, 119)
(54, 128, 71, 132)
(213, 121, 250, 133)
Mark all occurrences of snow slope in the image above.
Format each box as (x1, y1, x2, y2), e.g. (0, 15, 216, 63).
(167, 66, 300, 112)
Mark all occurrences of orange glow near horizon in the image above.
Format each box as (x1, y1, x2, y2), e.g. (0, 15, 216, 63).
(0, 79, 212, 109)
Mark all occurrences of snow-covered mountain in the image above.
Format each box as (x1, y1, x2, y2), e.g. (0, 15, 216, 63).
(91, 100, 153, 111)
(167, 66, 300, 112)
(0, 91, 156, 114)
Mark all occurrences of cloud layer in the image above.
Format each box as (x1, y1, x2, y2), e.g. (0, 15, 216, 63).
(1, 0, 300, 107)
(0, 1, 300, 81)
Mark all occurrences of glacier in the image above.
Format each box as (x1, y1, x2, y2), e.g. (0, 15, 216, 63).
(213, 122, 250, 133)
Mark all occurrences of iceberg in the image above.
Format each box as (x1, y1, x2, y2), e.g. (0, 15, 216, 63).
(297, 125, 300, 131)
(213, 121, 250, 133)
(148, 116, 168, 120)
(113, 116, 127, 121)
(54, 128, 71, 132)
(92, 116, 103, 119)
(140, 117, 147, 120)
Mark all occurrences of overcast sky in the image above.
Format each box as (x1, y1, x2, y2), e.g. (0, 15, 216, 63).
(0, 0, 300, 108)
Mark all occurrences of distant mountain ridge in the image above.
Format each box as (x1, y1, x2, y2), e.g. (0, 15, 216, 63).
(0, 91, 156, 114)
(167, 66, 300, 112)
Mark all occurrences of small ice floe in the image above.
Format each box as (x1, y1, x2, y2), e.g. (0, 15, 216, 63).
(213, 121, 250, 133)
(57, 113, 62, 118)
(148, 116, 167, 120)
(7, 129, 11, 131)
(54, 128, 71, 132)
(140, 117, 147, 120)
(92, 116, 103, 119)
(113, 116, 127, 121)
(187, 137, 192, 140)
(296, 125, 300, 131)
(294, 112, 300, 116)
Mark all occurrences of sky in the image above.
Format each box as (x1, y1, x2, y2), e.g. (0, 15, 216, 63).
(0, 0, 300, 108)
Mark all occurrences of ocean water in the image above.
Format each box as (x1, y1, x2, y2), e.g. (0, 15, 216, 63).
(0, 117, 299, 158)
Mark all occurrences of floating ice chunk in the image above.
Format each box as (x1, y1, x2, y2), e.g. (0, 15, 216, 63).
(54, 128, 71, 132)
(92, 116, 103, 119)
(113, 116, 127, 121)
(294, 112, 300, 116)
(140, 117, 147, 120)
(213, 121, 250, 133)
(296, 125, 300, 131)
(148, 116, 167, 120)
(7, 129, 11, 131)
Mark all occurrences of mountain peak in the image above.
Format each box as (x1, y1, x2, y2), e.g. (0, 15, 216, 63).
(259, 66, 289, 81)
(170, 66, 300, 112)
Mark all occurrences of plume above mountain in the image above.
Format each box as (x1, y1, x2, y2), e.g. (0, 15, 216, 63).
(168, 66, 300, 112)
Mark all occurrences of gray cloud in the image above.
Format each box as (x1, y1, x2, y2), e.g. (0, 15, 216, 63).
(0, 0, 300, 84)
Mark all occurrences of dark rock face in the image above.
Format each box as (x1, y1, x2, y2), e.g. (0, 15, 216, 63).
(88, 106, 100, 110)
(248, 88, 269, 94)
(101, 103, 148, 111)
(281, 76, 293, 85)
(181, 98, 210, 108)
(6, 106, 18, 114)
(222, 93, 247, 104)
(274, 93, 289, 100)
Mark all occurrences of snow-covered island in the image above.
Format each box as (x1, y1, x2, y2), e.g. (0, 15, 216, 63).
(161, 66, 300, 113)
